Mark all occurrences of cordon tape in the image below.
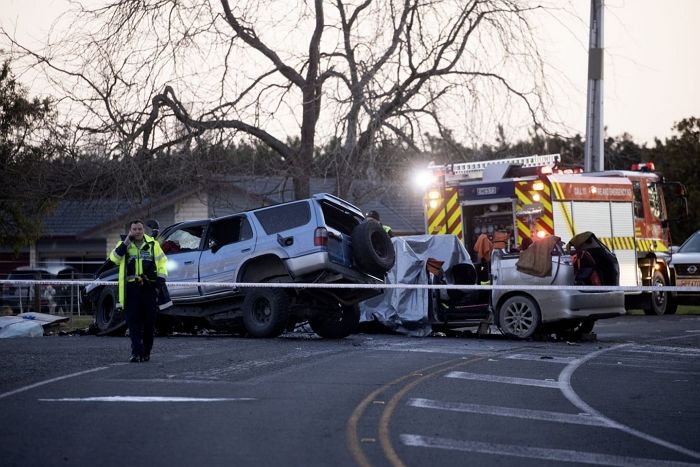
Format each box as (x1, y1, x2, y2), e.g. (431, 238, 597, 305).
(1, 279, 699, 293)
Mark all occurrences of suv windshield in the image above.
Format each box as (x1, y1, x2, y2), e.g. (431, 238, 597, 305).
(679, 232, 700, 253)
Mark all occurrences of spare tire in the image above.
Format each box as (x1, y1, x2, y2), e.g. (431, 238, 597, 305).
(352, 220, 395, 276)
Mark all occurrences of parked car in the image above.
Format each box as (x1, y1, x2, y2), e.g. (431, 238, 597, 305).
(1, 265, 80, 314)
(361, 232, 625, 340)
(670, 229, 700, 306)
(83, 194, 395, 338)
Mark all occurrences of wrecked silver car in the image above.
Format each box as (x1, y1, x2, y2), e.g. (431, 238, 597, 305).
(491, 232, 625, 339)
(360, 232, 625, 339)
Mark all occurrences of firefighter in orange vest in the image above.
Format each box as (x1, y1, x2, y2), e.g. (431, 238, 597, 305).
(110, 219, 168, 362)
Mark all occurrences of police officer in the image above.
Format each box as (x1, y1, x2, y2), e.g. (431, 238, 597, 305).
(110, 219, 168, 362)
(366, 210, 394, 237)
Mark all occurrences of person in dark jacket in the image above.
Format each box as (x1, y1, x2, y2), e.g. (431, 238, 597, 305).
(366, 210, 394, 237)
(109, 219, 168, 362)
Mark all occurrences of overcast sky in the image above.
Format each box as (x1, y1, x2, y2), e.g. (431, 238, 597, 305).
(538, 0, 700, 144)
(2, 0, 698, 145)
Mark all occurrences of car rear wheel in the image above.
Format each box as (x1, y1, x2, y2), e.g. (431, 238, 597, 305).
(308, 304, 360, 339)
(242, 288, 289, 338)
(644, 270, 677, 316)
(497, 295, 541, 339)
(352, 220, 395, 277)
(94, 287, 126, 336)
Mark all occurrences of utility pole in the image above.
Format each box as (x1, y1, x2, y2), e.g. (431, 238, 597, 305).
(584, 0, 604, 172)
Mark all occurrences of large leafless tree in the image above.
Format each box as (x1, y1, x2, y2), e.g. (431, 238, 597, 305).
(3, 0, 553, 199)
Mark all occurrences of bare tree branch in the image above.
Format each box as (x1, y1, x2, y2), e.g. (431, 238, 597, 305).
(3, 0, 557, 199)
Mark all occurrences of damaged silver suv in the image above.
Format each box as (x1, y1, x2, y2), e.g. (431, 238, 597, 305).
(85, 194, 395, 338)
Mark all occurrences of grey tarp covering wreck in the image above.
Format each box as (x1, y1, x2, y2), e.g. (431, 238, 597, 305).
(359, 234, 471, 336)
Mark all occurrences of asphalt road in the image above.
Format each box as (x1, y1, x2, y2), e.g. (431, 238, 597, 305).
(1, 315, 699, 467)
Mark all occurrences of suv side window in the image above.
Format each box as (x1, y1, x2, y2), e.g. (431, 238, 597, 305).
(207, 216, 253, 250)
(254, 201, 310, 234)
(162, 225, 205, 253)
(319, 200, 361, 235)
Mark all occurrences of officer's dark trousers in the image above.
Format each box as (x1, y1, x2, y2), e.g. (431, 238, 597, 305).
(125, 282, 157, 358)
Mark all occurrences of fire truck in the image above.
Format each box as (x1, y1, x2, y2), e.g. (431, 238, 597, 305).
(422, 154, 689, 315)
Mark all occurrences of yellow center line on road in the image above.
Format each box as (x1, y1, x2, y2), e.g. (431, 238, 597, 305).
(346, 355, 487, 467)
(378, 356, 487, 467)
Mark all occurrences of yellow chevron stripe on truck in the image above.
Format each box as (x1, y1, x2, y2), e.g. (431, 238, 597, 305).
(515, 181, 554, 245)
(599, 237, 636, 251)
(426, 188, 462, 239)
(636, 238, 669, 252)
(598, 237, 668, 253)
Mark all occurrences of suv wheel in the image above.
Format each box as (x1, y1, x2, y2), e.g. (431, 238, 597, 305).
(308, 304, 360, 339)
(352, 220, 395, 276)
(242, 288, 289, 338)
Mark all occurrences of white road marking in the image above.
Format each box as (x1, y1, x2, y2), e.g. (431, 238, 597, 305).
(559, 344, 700, 460)
(623, 344, 700, 356)
(38, 396, 255, 402)
(506, 353, 577, 364)
(0, 366, 109, 400)
(400, 434, 699, 467)
(107, 378, 235, 385)
(445, 371, 560, 388)
(375, 346, 496, 356)
(408, 398, 610, 427)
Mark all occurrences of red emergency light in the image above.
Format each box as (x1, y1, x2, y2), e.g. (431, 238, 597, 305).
(631, 162, 655, 172)
(537, 166, 553, 176)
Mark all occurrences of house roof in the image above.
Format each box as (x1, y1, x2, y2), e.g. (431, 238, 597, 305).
(41, 199, 135, 237)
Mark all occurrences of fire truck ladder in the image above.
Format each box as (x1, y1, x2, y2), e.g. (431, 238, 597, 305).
(431, 153, 560, 179)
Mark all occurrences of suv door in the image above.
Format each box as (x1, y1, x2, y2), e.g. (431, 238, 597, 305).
(198, 215, 256, 297)
(160, 222, 207, 299)
(316, 198, 361, 268)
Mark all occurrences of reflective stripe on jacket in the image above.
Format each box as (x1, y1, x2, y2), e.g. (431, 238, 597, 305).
(109, 234, 168, 308)
(383, 224, 394, 237)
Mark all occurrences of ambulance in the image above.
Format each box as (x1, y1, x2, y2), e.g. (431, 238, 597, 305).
(422, 154, 689, 315)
